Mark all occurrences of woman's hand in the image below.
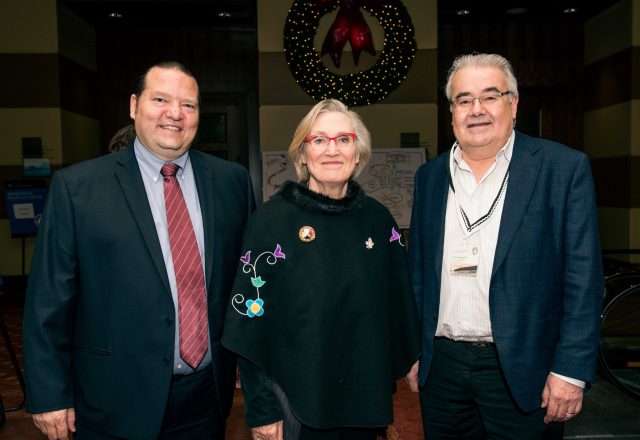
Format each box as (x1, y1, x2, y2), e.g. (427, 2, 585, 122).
(405, 361, 420, 392)
(252, 420, 284, 440)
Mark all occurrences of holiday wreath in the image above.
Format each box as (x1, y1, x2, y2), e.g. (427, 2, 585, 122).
(283, 0, 416, 106)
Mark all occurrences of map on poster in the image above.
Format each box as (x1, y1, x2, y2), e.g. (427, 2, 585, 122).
(262, 148, 426, 228)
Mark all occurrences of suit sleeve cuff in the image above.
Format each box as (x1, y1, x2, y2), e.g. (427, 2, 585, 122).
(550, 372, 585, 388)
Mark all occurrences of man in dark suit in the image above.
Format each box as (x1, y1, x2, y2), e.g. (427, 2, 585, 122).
(406, 53, 603, 438)
(23, 61, 255, 439)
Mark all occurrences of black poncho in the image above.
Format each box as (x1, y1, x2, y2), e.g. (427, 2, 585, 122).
(222, 181, 420, 429)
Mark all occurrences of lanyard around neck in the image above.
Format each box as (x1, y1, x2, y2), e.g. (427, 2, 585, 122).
(448, 149, 509, 236)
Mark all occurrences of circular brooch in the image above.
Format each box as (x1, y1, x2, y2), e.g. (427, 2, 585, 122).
(283, 0, 417, 107)
(299, 226, 316, 242)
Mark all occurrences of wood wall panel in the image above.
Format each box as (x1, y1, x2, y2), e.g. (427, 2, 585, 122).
(0, 54, 60, 107)
(591, 156, 640, 208)
(584, 47, 639, 112)
(94, 27, 259, 157)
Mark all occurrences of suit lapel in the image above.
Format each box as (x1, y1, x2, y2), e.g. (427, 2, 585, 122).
(190, 151, 215, 290)
(115, 146, 172, 294)
(491, 132, 542, 277)
(432, 158, 451, 285)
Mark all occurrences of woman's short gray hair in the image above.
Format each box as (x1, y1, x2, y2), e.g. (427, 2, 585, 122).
(287, 99, 372, 182)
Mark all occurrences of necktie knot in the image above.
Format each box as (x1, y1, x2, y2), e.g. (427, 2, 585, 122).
(161, 163, 180, 177)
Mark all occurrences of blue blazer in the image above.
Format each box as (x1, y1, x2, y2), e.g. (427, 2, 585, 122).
(409, 131, 604, 412)
(23, 145, 255, 438)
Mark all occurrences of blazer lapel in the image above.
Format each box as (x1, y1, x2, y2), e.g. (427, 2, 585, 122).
(432, 158, 451, 285)
(491, 132, 542, 277)
(190, 151, 215, 290)
(115, 146, 172, 294)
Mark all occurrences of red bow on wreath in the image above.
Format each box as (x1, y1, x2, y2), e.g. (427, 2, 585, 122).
(316, 0, 383, 68)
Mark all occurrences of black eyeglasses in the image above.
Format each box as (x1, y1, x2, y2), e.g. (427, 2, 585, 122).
(450, 91, 511, 110)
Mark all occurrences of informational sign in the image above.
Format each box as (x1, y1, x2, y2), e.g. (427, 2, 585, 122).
(262, 148, 426, 228)
(3, 181, 48, 237)
(23, 158, 51, 177)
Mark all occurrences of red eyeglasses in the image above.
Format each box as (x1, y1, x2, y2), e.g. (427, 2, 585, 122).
(304, 133, 357, 150)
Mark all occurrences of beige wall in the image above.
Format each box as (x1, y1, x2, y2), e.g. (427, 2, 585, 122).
(0, 1, 98, 276)
(61, 110, 101, 164)
(634, 0, 640, 46)
(585, 0, 633, 65)
(58, 3, 97, 70)
(585, 0, 640, 263)
(0, 108, 64, 166)
(583, 101, 640, 158)
(0, 0, 58, 53)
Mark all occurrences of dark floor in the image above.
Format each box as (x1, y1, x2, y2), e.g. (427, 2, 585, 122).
(1, 288, 639, 439)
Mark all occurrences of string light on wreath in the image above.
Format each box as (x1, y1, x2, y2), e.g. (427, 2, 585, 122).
(284, 0, 416, 107)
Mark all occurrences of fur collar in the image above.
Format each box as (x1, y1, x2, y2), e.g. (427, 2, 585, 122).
(278, 180, 365, 216)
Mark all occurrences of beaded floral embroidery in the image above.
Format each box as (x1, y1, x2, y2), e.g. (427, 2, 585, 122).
(390, 227, 405, 246)
(232, 244, 286, 318)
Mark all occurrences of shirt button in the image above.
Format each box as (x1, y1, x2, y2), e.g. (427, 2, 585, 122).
(165, 318, 173, 327)
(162, 358, 170, 366)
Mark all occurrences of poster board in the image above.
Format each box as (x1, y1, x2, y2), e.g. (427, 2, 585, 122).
(3, 181, 48, 237)
(262, 148, 426, 228)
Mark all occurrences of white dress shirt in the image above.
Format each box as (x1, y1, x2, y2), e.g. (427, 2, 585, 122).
(436, 134, 512, 342)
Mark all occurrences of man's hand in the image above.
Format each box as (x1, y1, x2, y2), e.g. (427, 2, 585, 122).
(541, 374, 583, 423)
(32, 408, 76, 440)
(405, 361, 420, 392)
(252, 420, 283, 440)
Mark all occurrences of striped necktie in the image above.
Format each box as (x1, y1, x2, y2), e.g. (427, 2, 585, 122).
(161, 163, 208, 370)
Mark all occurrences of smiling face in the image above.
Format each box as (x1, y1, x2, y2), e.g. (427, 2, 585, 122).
(302, 111, 359, 198)
(130, 67, 199, 161)
(450, 65, 518, 156)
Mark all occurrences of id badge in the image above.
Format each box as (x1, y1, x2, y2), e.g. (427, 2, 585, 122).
(449, 240, 479, 277)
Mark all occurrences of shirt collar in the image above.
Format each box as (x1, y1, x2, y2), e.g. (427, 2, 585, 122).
(450, 130, 515, 174)
(134, 137, 191, 182)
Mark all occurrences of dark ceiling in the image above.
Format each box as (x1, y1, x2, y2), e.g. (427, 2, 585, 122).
(59, 0, 256, 28)
(59, 0, 621, 29)
(438, 0, 621, 23)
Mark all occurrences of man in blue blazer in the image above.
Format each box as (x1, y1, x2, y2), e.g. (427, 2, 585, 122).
(23, 62, 255, 439)
(406, 53, 603, 438)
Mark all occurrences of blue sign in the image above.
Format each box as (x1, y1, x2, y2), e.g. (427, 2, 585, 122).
(4, 187, 48, 237)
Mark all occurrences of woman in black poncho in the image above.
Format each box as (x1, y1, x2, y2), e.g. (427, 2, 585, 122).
(222, 99, 420, 440)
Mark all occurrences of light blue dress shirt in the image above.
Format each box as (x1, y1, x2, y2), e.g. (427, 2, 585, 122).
(134, 139, 212, 374)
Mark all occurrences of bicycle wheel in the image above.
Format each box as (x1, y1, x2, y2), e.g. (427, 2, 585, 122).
(598, 284, 640, 398)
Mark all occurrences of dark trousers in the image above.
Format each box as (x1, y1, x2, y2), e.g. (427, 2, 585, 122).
(420, 338, 563, 440)
(75, 366, 224, 439)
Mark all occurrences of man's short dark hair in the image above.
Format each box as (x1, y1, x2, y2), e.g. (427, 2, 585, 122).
(134, 61, 199, 101)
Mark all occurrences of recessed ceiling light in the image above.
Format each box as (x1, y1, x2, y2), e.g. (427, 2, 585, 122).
(563, 7, 577, 14)
(108, 12, 123, 19)
(506, 7, 528, 15)
(456, 9, 471, 16)
(217, 11, 231, 18)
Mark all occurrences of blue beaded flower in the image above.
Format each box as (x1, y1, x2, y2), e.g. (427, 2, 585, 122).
(246, 298, 264, 318)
